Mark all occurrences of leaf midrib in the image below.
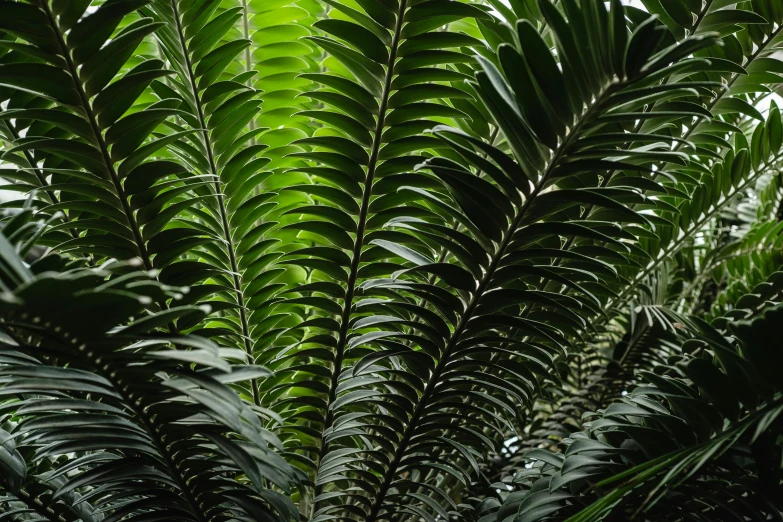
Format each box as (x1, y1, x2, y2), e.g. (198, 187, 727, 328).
(41, 3, 154, 273)
(363, 79, 625, 522)
(495, 58, 783, 473)
(313, 0, 411, 481)
(39, 6, 209, 519)
(9, 480, 91, 522)
(168, 0, 260, 405)
(513, 20, 783, 357)
(402, 18, 780, 497)
(0, 117, 89, 254)
(551, 21, 783, 336)
(601, 151, 783, 320)
(41, 328, 212, 522)
(545, 20, 783, 280)
(659, 21, 783, 175)
(578, 20, 783, 354)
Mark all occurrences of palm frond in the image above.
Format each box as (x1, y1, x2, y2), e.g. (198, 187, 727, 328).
(1, 1, 783, 521)
(498, 301, 783, 522)
(0, 224, 298, 522)
(287, 3, 730, 519)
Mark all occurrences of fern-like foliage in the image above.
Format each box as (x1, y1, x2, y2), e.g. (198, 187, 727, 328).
(0, 215, 298, 521)
(281, 3, 730, 519)
(497, 301, 783, 522)
(259, 0, 495, 513)
(463, 262, 690, 520)
(1, 1, 782, 521)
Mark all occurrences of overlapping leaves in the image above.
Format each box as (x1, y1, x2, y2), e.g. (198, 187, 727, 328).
(498, 301, 783, 522)
(0, 212, 298, 521)
(0, 1, 782, 521)
(480, 3, 783, 506)
(271, 2, 734, 520)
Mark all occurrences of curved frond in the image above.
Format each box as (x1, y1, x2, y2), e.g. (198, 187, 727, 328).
(498, 301, 783, 522)
(281, 3, 728, 519)
(0, 230, 298, 522)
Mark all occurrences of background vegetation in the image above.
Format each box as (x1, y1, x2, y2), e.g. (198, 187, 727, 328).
(0, 0, 781, 521)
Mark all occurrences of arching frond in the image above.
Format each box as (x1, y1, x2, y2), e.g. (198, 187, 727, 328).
(498, 301, 783, 522)
(1, 1, 782, 521)
(0, 229, 298, 522)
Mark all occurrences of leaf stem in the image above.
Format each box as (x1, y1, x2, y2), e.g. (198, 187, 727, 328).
(0, 117, 91, 263)
(240, 0, 257, 144)
(314, 0, 410, 479)
(40, 2, 154, 273)
(364, 81, 621, 522)
(517, 19, 783, 352)
(690, 0, 714, 35)
(7, 483, 71, 522)
(603, 152, 783, 320)
(168, 0, 260, 405)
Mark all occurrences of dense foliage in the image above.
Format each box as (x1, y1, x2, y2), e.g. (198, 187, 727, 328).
(0, 0, 781, 521)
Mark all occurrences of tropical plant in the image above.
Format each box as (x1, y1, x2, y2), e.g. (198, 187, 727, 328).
(492, 291, 783, 522)
(1, 0, 782, 521)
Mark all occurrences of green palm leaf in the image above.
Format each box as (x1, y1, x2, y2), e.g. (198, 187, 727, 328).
(498, 300, 783, 522)
(1, 1, 782, 521)
(284, 3, 726, 519)
(0, 1, 218, 312)
(257, 0, 494, 513)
